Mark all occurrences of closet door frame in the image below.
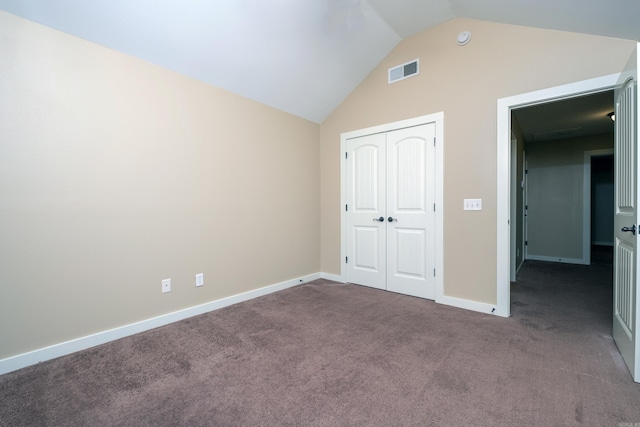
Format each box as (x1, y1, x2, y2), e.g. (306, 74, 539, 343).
(339, 112, 444, 302)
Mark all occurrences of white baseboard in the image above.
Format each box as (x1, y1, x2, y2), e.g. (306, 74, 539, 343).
(1, 272, 517, 375)
(323, 275, 503, 316)
(437, 295, 505, 317)
(320, 272, 345, 283)
(0, 272, 321, 375)
(526, 255, 588, 265)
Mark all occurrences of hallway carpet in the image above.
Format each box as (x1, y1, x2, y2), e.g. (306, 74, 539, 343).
(1, 261, 639, 426)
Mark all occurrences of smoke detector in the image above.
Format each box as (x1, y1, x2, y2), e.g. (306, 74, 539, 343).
(456, 31, 471, 46)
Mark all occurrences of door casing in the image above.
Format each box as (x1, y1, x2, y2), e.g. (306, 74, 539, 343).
(497, 74, 621, 317)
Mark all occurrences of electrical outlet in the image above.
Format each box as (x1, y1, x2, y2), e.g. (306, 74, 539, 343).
(195, 273, 204, 287)
(162, 278, 171, 293)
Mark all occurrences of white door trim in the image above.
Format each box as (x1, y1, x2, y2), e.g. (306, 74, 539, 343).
(521, 151, 528, 271)
(496, 74, 620, 317)
(340, 113, 444, 301)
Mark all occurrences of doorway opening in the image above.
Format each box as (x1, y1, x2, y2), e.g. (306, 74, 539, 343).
(590, 154, 615, 265)
(510, 91, 614, 272)
(496, 74, 620, 317)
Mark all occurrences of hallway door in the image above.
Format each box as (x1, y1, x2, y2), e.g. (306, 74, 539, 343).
(613, 43, 640, 383)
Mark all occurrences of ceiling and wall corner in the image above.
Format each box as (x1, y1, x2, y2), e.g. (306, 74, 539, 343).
(0, 0, 638, 124)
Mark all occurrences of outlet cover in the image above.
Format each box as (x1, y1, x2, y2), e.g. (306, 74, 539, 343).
(195, 273, 204, 287)
(162, 278, 171, 293)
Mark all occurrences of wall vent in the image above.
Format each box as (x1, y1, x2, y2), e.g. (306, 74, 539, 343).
(388, 59, 419, 84)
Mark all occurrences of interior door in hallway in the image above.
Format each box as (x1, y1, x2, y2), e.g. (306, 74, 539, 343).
(346, 123, 436, 299)
(613, 42, 639, 383)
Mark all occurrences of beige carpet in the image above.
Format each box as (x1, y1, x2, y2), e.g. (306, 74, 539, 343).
(1, 259, 640, 426)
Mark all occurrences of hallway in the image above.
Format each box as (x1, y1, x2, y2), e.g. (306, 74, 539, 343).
(512, 249, 613, 339)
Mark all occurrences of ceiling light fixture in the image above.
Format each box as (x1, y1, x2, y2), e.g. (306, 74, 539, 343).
(608, 112, 615, 121)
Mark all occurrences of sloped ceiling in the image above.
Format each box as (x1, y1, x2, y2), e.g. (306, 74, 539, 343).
(1, 0, 639, 123)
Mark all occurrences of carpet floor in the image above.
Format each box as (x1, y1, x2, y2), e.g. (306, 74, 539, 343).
(1, 260, 640, 426)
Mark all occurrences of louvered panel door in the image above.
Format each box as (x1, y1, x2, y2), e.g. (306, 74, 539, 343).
(613, 43, 640, 383)
(386, 125, 436, 299)
(345, 124, 436, 300)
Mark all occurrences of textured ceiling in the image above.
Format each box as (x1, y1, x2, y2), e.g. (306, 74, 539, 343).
(513, 91, 615, 143)
(1, 0, 638, 123)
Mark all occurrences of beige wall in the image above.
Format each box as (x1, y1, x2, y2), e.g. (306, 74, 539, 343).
(2, 12, 637, 362)
(0, 12, 320, 360)
(526, 134, 613, 260)
(320, 18, 635, 304)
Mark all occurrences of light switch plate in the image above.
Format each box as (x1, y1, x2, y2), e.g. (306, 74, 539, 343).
(195, 273, 204, 287)
(464, 199, 482, 210)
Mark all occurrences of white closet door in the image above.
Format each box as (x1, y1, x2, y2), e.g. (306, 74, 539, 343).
(386, 124, 436, 299)
(345, 133, 386, 290)
(345, 123, 436, 299)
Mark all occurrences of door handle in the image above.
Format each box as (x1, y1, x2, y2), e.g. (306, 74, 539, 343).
(373, 217, 385, 222)
(622, 225, 636, 235)
(388, 217, 397, 222)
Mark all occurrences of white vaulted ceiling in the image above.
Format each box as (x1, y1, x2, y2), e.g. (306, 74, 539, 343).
(1, 0, 639, 123)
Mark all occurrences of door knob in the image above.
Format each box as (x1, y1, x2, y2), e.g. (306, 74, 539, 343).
(621, 225, 636, 235)
(373, 217, 385, 222)
(388, 217, 397, 222)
